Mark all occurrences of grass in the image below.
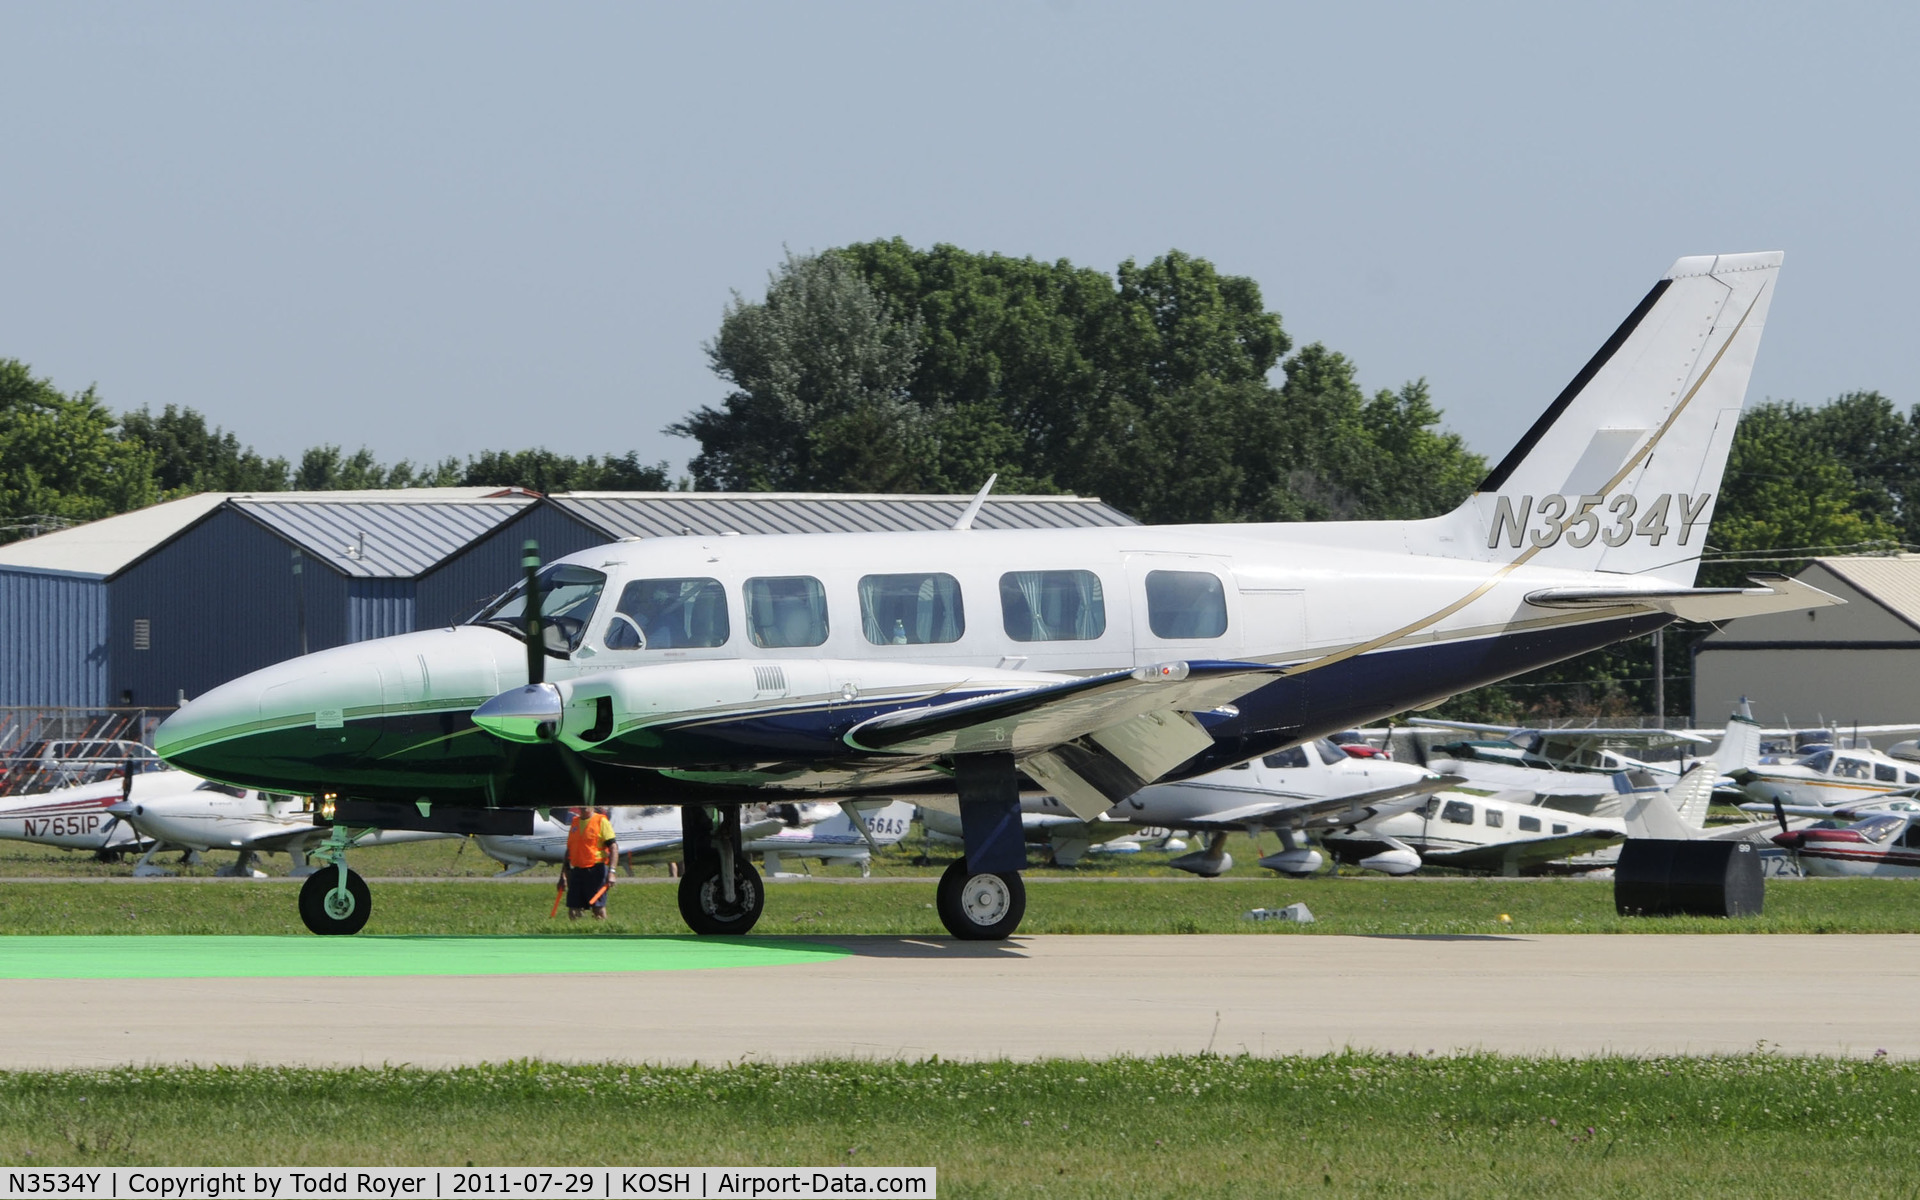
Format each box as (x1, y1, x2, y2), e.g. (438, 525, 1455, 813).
(1, 875, 1916, 936)
(0, 1055, 1915, 1196)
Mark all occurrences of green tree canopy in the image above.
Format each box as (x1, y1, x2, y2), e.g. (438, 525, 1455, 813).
(0, 359, 156, 543)
(674, 240, 1484, 524)
(120, 404, 291, 494)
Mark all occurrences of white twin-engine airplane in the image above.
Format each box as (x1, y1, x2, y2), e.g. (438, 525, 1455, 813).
(155, 251, 1839, 940)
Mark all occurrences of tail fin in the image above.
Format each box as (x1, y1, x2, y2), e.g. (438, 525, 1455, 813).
(1459, 253, 1781, 584)
(1707, 697, 1764, 773)
(1621, 761, 1717, 840)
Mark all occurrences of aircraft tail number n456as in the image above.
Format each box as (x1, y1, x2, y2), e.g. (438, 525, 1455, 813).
(156, 250, 1839, 940)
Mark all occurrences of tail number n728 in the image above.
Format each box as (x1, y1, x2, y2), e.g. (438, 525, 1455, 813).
(1487, 493, 1711, 550)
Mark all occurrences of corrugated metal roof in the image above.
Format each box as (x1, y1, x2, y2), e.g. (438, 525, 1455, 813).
(0, 493, 230, 578)
(1816, 555, 1920, 633)
(552, 492, 1137, 538)
(233, 496, 535, 579)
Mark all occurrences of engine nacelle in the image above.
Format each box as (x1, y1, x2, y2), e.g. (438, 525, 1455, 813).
(1257, 847, 1324, 877)
(1357, 847, 1422, 875)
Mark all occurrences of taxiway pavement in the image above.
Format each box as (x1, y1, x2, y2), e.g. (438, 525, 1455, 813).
(6, 934, 1914, 1067)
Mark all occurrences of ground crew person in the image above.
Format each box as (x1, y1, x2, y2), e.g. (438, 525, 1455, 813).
(564, 805, 618, 920)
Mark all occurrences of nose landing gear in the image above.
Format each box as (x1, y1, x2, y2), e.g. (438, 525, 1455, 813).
(298, 825, 372, 935)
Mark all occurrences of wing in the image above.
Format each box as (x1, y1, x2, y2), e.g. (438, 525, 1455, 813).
(1423, 829, 1624, 872)
(849, 660, 1285, 820)
(1176, 775, 1466, 834)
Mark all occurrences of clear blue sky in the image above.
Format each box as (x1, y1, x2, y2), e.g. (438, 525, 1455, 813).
(4, 2, 1915, 482)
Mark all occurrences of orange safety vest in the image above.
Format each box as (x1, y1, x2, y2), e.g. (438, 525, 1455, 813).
(567, 811, 615, 868)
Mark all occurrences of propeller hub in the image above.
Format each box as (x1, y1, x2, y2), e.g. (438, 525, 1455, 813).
(473, 682, 565, 744)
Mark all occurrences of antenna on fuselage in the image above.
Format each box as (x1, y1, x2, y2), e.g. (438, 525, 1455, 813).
(951, 474, 997, 531)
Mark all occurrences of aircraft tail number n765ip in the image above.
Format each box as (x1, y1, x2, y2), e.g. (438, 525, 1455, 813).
(157, 250, 1839, 939)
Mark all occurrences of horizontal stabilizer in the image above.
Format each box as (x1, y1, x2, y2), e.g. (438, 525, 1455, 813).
(1524, 573, 1842, 622)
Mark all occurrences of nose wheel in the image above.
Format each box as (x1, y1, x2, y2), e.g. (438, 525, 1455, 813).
(936, 859, 1026, 940)
(297, 823, 373, 935)
(299, 866, 371, 935)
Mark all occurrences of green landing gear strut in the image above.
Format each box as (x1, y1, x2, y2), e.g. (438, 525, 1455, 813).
(298, 824, 372, 935)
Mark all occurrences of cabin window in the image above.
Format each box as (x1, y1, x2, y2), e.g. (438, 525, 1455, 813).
(745, 576, 828, 648)
(1484, 809, 1504, 828)
(1441, 800, 1475, 825)
(1835, 757, 1872, 780)
(1144, 570, 1228, 639)
(1263, 747, 1310, 770)
(1000, 570, 1106, 641)
(1416, 799, 1440, 819)
(473, 563, 606, 651)
(1231, 761, 1251, 770)
(1552, 823, 1568, 835)
(604, 578, 729, 650)
(860, 573, 965, 645)
(1518, 814, 1542, 832)
(1902, 824, 1920, 849)
(1907, 772, 1920, 785)
(1876, 763, 1898, 783)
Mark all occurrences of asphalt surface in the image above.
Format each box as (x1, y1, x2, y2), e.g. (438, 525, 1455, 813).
(5, 934, 1916, 1067)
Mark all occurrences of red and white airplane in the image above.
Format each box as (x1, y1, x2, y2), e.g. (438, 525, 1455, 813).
(1772, 811, 1920, 877)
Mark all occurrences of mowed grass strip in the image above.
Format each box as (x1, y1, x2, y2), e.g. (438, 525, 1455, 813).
(1, 877, 1917, 936)
(1, 1055, 1915, 1197)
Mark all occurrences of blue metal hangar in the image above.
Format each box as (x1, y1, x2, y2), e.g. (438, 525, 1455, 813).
(0, 489, 1134, 708)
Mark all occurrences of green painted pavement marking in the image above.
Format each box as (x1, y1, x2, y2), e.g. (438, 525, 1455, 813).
(0, 935, 849, 979)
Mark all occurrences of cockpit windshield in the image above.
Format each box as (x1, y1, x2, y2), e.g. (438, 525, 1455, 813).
(470, 564, 607, 653)
(1853, 815, 1904, 844)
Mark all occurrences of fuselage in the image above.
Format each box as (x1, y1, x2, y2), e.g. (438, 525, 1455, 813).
(1736, 747, 1920, 810)
(156, 518, 1670, 808)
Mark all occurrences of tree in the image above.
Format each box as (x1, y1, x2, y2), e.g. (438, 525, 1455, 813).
(670, 251, 926, 491)
(459, 449, 672, 492)
(119, 404, 290, 494)
(0, 359, 156, 543)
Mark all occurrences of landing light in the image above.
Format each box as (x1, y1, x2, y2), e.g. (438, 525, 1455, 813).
(1132, 661, 1190, 682)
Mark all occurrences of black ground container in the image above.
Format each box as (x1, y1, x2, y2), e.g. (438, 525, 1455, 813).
(1614, 839, 1764, 917)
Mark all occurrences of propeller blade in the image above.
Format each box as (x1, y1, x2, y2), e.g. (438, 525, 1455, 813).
(121, 757, 135, 803)
(1772, 797, 1791, 837)
(522, 540, 544, 686)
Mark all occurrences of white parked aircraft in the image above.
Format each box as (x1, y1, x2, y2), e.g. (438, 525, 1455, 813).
(1325, 787, 1630, 876)
(1729, 745, 1920, 811)
(918, 736, 1458, 874)
(0, 770, 158, 859)
(155, 251, 1836, 939)
(478, 801, 914, 877)
(107, 781, 448, 877)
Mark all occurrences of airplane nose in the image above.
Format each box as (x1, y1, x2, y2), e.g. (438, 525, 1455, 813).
(472, 683, 564, 744)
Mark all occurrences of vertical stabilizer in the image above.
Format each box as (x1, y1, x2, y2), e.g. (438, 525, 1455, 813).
(1621, 762, 1717, 840)
(1708, 697, 1764, 773)
(1460, 253, 1781, 584)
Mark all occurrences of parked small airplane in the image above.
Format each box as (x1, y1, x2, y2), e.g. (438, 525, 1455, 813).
(155, 251, 1834, 939)
(1772, 811, 1920, 877)
(919, 736, 1459, 874)
(107, 781, 448, 877)
(1729, 744, 1920, 811)
(0, 769, 160, 860)
(1324, 787, 1629, 876)
(477, 801, 914, 877)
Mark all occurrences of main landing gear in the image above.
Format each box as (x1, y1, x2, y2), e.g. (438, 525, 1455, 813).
(298, 824, 371, 935)
(934, 752, 1029, 941)
(679, 804, 764, 935)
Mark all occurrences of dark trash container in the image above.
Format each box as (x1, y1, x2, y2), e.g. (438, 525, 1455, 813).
(1615, 839, 1764, 918)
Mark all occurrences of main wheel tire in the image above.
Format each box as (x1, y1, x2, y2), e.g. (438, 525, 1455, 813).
(298, 867, 371, 935)
(677, 854, 764, 935)
(936, 859, 1026, 940)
